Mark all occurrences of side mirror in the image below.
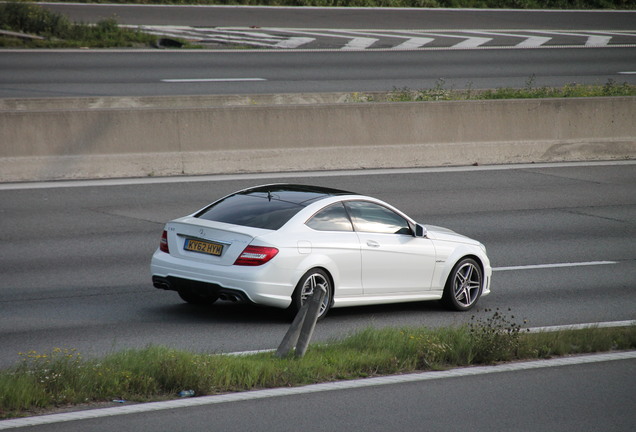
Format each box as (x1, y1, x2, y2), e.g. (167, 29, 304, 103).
(415, 223, 427, 238)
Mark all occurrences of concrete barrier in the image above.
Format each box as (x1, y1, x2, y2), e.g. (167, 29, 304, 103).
(1, 95, 634, 182)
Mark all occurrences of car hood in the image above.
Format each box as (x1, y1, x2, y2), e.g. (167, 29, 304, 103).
(425, 225, 479, 245)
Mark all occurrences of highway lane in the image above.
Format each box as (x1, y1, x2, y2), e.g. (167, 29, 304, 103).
(40, 3, 636, 30)
(1, 47, 635, 98)
(0, 162, 634, 370)
(11, 357, 634, 431)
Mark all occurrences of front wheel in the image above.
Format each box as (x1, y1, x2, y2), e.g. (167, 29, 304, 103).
(288, 268, 333, 320)
(442, 258, 483, 311)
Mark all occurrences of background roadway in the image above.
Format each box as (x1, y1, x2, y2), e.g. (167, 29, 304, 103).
(1, 47, 635, 98)
(39, 3, 636, 30)
(2, 6, 635, 98)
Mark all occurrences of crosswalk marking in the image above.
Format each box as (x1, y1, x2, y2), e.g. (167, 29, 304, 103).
(530, 30, 612, 47)
(331, 30, 434, 49)
(275, 37, 315, 49)
(450, 36, 492, 49)
(404, 31, 492, 49)
(393, 37, 435, 50)
(126, 26, 636, 50)
(343, 37, 378, 50)
(460, 30, 552, 48)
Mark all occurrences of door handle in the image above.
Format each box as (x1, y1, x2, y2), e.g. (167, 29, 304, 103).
(366, 240, 380, 248)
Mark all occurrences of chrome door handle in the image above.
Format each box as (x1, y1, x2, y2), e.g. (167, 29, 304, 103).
(366, 240, 380, 248)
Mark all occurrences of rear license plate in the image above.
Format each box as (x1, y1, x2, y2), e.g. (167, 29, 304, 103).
(184, 238, 223, 256)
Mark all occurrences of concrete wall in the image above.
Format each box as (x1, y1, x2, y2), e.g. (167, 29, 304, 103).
(1, 96, 634, 182)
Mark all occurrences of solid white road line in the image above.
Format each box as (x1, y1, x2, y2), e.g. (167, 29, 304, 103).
(225, 320, 636, 357)
(3, 161, 633, 191)
(1, 351, 634, 430)
(527, 320, 636, 333)
(493, 261, 618, 272)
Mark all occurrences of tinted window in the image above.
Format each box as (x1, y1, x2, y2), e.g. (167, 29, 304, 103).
(306, 203, 354, 232)
(345, 201, 412, 235)
(196, 192, 303, 230)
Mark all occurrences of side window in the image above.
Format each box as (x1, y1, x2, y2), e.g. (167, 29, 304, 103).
(345, 201, 412, 235)
(306, 203, 354, 232)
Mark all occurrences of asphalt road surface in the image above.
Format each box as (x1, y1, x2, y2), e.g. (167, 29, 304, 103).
(1, 162, 634, 370)
(2, 47, 635, 98)
(39, 3, 636, 30)
(1, 162, 635, 430)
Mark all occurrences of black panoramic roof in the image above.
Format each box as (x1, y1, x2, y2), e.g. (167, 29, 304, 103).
(194, 184, 356, 230)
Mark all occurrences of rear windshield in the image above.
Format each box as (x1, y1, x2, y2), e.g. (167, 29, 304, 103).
(196, 191, 305, 230)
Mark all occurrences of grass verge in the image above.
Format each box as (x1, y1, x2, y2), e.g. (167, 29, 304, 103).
(1, 310, 635, 419)
(355, 77, 636, 102)
(0, 2, 163, 48)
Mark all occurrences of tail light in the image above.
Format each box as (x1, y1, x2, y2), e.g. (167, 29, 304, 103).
(234, 245, 279, 266)
(160, 230, 170, 253)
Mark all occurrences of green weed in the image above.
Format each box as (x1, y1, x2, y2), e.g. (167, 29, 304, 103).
(0, 2, 159, 48)
(380, 78, 636, 102)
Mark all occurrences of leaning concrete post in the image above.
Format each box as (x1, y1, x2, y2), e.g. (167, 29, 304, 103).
(294, 286, 326, 357)
(275, 302, 309, 358)
(275, 286, 326, 358)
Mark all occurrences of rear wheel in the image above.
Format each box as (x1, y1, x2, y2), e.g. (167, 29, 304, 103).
(178, 289, 219, 305)
(289, 268, 333, 320)
(442, 258, 483, 311)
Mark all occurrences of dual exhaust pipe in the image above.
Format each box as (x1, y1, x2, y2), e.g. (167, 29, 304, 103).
(152, 276, 245, 303)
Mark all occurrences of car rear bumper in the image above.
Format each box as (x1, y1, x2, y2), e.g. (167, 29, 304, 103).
(150, 249, 295, 309)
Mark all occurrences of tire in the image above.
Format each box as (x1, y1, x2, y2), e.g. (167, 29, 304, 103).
(288, 268, 333, 320)
(442, 258, 483, 311)
(178, 289, 219, 305)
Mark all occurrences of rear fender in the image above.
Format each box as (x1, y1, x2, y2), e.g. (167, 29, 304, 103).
(292, 254, 340, 289)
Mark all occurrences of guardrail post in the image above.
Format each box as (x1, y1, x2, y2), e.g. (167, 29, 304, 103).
(275, 286, 326, 358)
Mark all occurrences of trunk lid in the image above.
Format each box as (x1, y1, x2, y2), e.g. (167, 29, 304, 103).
(165, 217, 270, 266)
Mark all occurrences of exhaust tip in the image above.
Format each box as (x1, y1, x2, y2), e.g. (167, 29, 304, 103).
(152, 276, 172, 291)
